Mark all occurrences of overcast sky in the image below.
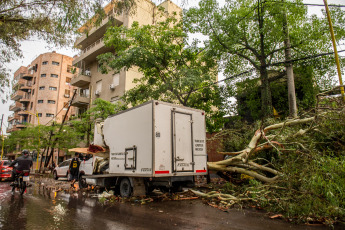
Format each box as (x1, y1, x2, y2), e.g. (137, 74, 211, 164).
(1, 0, 344, 134)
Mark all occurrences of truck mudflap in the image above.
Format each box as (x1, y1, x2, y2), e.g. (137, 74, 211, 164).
(128, 177, 146, 196)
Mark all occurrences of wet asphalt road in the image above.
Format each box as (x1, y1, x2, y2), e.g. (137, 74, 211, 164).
(0, 181, 336, 230)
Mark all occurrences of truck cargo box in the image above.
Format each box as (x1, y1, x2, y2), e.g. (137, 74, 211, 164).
(94, 100, 208, 178)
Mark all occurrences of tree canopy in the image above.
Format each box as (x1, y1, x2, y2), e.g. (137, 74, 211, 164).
(98, 12, 226, 132)
(0, 0, 106, 102)
(185, 0, 345, 118)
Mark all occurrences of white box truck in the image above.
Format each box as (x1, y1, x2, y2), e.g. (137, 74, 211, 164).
(79, 100, 208, 197)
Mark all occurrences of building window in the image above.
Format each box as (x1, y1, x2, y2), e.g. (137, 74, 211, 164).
(49, 86, 57, 91)
(52, 61, 60, 66)
(39, 86, 45, 90)
(95, 80, 102, 95)
(32, 89, 35, 95)
(38, 100, 44, 104)
(112, 73, 120, 87)
(63, 102, 69, 110)
(37, 113, 42, 117)
(46, 113, 54, 117)
(48, 100, 56, 104)
(41, 74, 46, 77)
(66, 77, 71, 83)
(30, 102, 33, 110)
(65, 89, 70, 95)
(42, 61, 48, 65)
(51, 74, 58, 78)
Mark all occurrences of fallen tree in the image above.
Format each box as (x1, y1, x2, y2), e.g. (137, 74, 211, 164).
(208, 116, 316, 183)
(194, 86, 345, 224)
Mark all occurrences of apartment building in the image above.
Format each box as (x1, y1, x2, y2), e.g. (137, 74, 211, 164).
(7, 51, 76, 164)
(71, 0, 181, 113)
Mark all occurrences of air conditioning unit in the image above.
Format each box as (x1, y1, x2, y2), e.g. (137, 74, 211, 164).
(64, 94, 70, 98)
(109, 84, 115, 90)
(95, 90, 101, 96)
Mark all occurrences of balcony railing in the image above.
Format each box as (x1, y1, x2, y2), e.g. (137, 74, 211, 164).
(70, 71, 91, 88)
(81, 37, 104, 55)
(20, 81, 32, 92)
(71, 92, 90, 107)
(9, 102, 21, 111)
(10, 90, 24, 101)
(12, 79, 25, 89)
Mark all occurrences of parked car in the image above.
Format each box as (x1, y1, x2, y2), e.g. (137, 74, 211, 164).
(53, 154, 94, 180)
(53, 159, 71, 180)
(0, 160, 13, 181)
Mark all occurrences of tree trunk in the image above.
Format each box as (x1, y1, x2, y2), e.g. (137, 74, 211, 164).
(258, 0, 272, 118)
(282, 1, 298, 118)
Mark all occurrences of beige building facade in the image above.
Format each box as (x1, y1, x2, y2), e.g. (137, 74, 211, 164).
(71, 0, 182, 113)
(7, 51, 76, 164)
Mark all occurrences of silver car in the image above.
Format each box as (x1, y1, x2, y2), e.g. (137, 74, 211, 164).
(53, 159, 71, 180)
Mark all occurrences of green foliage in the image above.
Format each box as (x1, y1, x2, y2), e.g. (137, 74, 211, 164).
(234, 66, 318, 121)
(5, 124, 82, 154)
(98, 11, 226, 132)
(0, 0, 106, 102)
(185, 0, 345, 118)
(221, 107, 345, 224)
(69, 98, 127, 144)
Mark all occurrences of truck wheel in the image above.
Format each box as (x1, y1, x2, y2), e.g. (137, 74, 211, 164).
(119, 178, 132, 197)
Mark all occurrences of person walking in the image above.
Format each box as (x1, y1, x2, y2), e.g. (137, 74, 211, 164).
(68, 152, 80, 188)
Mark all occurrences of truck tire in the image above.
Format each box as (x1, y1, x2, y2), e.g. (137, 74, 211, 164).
(119, 178, 132, 197)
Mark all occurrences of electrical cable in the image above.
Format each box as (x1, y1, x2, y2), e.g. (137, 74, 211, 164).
(182, 49, 345, 95)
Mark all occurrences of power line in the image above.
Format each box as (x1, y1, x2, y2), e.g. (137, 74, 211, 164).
(182, 49, 345, 95)
(265, 1, 345, 8)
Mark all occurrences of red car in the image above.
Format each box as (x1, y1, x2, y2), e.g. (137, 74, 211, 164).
(0, 160, 13, 181)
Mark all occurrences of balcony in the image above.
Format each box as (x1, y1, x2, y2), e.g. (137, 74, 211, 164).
(6, 127, 19, 133)
(16, 121, 27, 129)
(70, 72, 91, 89)
(75, 8, 124, 49)
(22, 73, 33, 80)
(18, 110, 29, 116)
(73, 37, 114, 67)
(7, 114, 19, 122)
(71, 93, 90, 108)
(9, 102, 22, 112)
(19, 94, 31, 104)
(20, 81, 32, 92)
(10, 90, 24, 101)
(12, 78, 25, 90)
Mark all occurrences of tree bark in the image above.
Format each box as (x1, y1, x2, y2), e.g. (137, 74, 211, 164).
(258, 0, 272, 118)
(282, 1, 298, 118)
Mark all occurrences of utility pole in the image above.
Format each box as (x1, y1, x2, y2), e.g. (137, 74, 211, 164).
(323, 0, 345, 102)
(282, 0, 298, 118)
(44, 89, 77, 168)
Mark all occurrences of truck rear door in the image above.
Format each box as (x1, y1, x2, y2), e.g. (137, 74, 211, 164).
(172, 111, 194, 172)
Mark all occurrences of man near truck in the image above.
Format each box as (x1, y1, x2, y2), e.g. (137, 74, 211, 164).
(68, 152, 80, 188)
